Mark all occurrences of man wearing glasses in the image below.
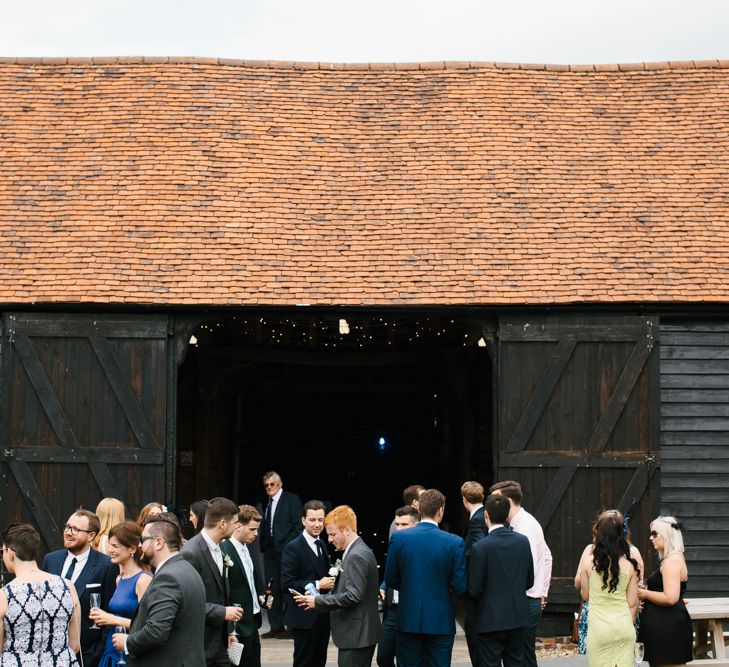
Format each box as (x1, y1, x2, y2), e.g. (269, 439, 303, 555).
(42, 508, 117, 667)
(259, 471, 303, 639)
(112, 513, 207, 666)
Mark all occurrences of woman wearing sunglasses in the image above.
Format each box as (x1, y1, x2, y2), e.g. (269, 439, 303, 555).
(637, 517, 692, 666)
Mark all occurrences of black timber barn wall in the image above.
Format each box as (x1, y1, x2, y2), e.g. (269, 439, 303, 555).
(660, 321, 729, 596)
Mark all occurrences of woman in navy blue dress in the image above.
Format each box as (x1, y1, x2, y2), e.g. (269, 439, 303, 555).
(89, 521, 152, 667)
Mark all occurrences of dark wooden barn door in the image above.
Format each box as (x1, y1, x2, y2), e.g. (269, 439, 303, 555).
(495, 315, 660, 613)
(0, 313, 175, 552)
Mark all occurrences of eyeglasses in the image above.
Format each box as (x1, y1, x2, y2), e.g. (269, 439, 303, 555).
(264, 482, 278, 488)
(64, 524, 91, 536)
(649, 530, 659, 538)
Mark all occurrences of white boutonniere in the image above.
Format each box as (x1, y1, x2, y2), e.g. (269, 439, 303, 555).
(328, 559, 343, 577)
(223, 555, 235, 569)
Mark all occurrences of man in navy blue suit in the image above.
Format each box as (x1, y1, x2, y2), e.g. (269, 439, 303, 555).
(468, 494, 534, 667)
(42, 508, 117, 667)
(281, 499, 335, 667)
(384, 489, 467, 667)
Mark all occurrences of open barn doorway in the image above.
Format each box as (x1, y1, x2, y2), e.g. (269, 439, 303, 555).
(176, 310, 493, 563)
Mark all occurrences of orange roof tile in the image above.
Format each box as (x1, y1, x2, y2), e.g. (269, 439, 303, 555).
(1, 57, 729, 306)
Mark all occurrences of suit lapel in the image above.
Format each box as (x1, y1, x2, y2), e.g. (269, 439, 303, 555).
(73, 548, 98, 596)
(197, 536, 224, 592)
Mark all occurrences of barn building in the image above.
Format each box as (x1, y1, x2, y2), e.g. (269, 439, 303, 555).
(1, 57, 728, 631)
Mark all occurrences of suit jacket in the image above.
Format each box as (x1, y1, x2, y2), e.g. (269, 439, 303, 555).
(180, 532, 228, 662)
(126, 554, 207, 667)
(42, 547, 117, 667)
(384, 521, 467, 635)
(259, 490, 303, 555)
(313, 538, 381, 649)
(221, 538, 264, 639)
(281, 533, 331, 629)
(464, 507, 487, 563)
(468, 526, 534, 633)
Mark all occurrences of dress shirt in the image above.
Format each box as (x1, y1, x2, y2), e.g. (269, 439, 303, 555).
(201, 528, 224, 575)
(230, 536, 260, 614)
(268, 488, 283, 532)
(469, 504, 484, 519)
(154, 553, 176, 574)
(510, 507, 553, 598)
(303, 531, 324, 591)
(488, 523, 505, 532)
(420, 518, 439, 526)
(62, 547, 91, 584)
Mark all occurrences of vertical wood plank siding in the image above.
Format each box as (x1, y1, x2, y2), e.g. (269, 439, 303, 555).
(660, 322, 729, 594)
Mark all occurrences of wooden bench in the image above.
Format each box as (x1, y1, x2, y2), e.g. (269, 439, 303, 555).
(687, 597, 729, 663)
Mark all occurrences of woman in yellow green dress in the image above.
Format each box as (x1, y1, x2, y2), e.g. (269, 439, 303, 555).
(578, 510, 640, 667)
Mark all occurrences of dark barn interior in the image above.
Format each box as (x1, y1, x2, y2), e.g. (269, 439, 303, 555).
(176, 311, 493, 562)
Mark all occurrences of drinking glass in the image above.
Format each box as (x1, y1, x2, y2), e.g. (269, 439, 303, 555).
(634, 641, 645, 666)
(229, 603, 242, 638)
(89, 593, 101, 629)
(115, 626, 127, 665)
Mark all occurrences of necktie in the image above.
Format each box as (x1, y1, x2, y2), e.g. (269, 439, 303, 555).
(213, 546, 223, 575)
(316, 539, 327, 565)
(64, 557, 77, 581)
(266, 498, 273, 536)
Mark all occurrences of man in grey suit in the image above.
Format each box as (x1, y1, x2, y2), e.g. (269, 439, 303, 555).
(296, 505, 382, 667)
(112, 514, 206, 666)
(181, 497, 244, 666)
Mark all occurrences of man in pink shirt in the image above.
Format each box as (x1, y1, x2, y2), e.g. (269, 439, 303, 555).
(489, 481, 552, 667)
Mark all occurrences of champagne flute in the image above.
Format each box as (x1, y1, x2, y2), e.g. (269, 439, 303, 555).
(89, 593, 101, 629)
(634, 641, 645, 666)
(229, 603, 242, 639)
(115, 626, 127, 665)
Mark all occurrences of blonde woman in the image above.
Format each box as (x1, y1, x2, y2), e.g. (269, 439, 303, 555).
(638, 516, 692, 667)
(94, 498, 126, 555)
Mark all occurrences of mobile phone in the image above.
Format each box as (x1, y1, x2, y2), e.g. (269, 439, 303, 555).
(288, 588, 303, 596)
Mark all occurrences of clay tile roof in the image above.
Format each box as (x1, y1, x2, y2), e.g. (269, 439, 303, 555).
(1, 57, 729, 306)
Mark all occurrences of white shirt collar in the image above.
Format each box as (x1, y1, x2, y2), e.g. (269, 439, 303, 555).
(303, 531, 319, 548)
(230, 535, 247, 553)
(201, 528, 220, 551)
(510, 507, 525, 527)
(421, 518, 438, 526)
(488, 523, 505, 532)
(469, 504, 484, 519)
(68, 546, 91, 564)
(154, 553, 177, 573)
(343, 535, 360, 560)
(272, 488, 283, 502)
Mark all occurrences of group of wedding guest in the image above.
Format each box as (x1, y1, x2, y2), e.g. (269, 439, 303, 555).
(575, 510, 692, 667)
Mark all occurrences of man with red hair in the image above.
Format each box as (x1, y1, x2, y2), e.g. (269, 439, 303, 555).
(295, 505, 381, 667)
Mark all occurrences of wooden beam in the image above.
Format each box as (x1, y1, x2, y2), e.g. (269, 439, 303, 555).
(1, 447, 163, 464)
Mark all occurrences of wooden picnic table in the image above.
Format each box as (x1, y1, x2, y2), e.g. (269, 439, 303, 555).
(686, 597, 729, 665)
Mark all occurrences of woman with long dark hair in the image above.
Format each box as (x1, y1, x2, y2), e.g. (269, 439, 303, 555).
(577, 509, 640, 666)
(188, 499, 208, 533)
(89, 521, 152, 666)
(637, 516, 692, 666)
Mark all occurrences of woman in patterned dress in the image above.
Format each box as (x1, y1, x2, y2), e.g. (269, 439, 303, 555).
(0, 523, 81, 666)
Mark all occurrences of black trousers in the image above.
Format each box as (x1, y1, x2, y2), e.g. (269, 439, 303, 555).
(338, 645, 376, 667)
(240, 630, 262, 667)
(293, 613, 330, 667)
(476, 628, 525, 667)
(263, 550, 285, 631)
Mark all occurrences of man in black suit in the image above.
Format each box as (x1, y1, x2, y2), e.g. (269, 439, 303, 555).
(281, 499, 335, 667)
(222, 505, 271, 667)
(181, 497, 244, 666)
(461, 480, 487, 666)
(259, 470, 303, 637)
(468, 494, 534, 667)
(112, 514, 206, 666)
(42, 508, 117, 667)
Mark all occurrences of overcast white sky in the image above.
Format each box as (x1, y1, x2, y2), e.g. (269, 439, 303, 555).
(3, 0, 729, 65)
